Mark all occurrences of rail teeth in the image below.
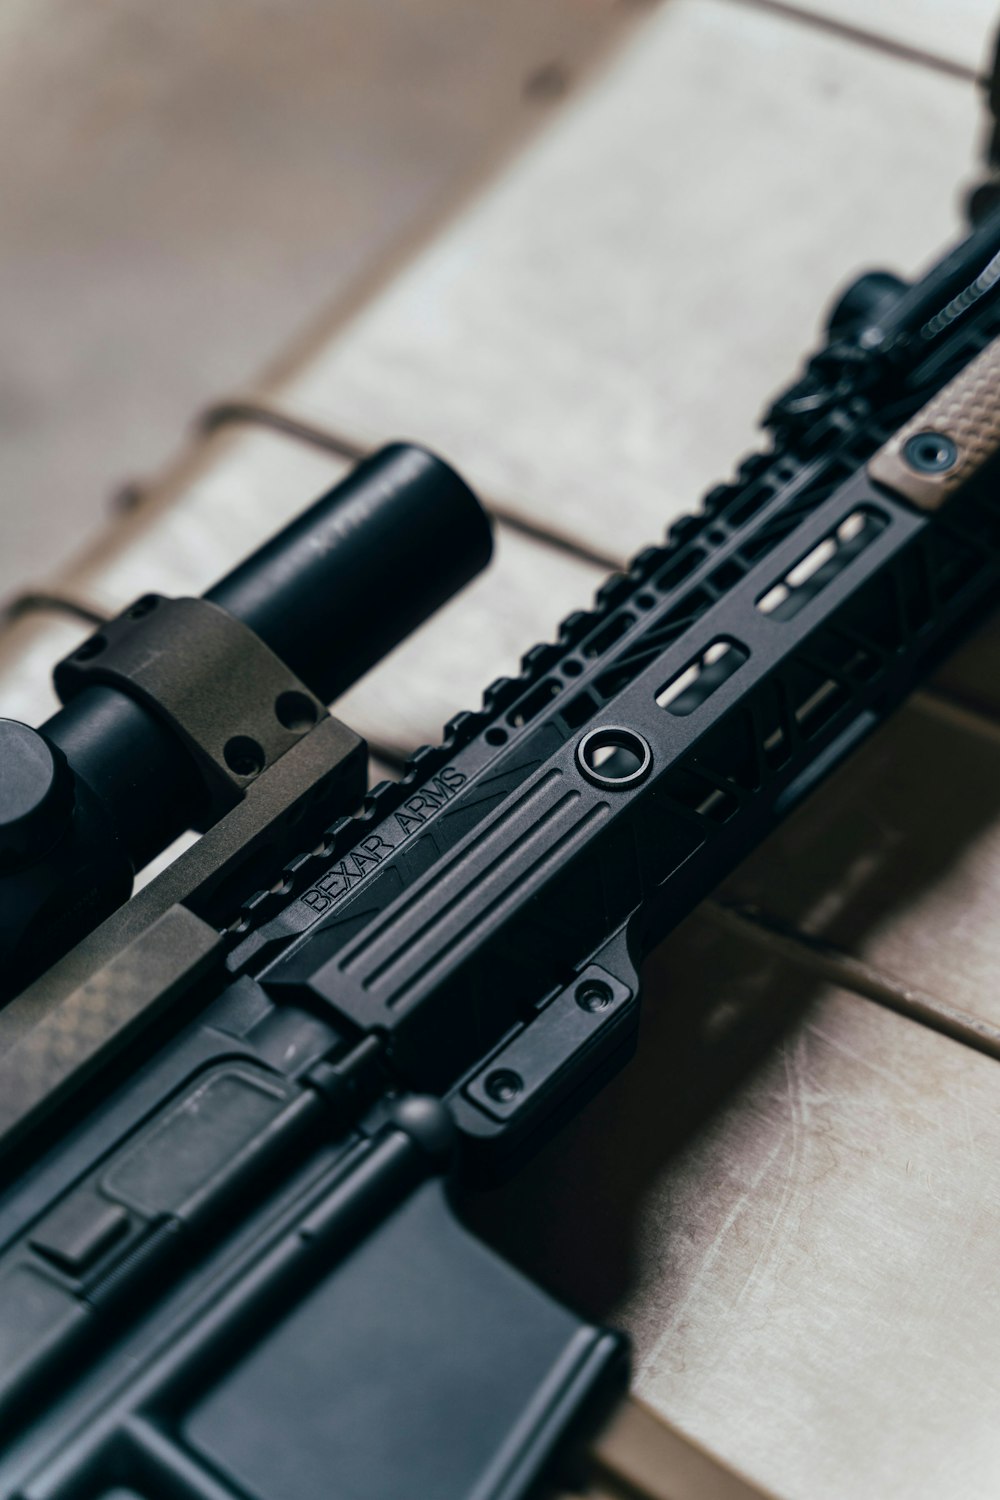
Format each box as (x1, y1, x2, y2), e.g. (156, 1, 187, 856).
(363, 779, 400, 818)
(666, 515, 704, 545)
(558, 610, 596, 644)
(628, 545, 668, 579)
(482, 676, 521, 713)
(594, 572, 631, 608)
(402, 743, 448, 783)
(442, 709, 483, 750)
(520, 641, 561, 674)
(736, 451, 773, 483)
(702, 484, 734, 515)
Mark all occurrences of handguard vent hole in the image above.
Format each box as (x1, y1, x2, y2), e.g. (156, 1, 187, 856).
(756, 507, 886, 621)
(656, 639, 748, 716)
(508, 678, 560, 728)
(583, 613, 634, 659)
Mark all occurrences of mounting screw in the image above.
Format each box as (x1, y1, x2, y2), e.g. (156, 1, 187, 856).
(575, 979, 614, 1012)
(484, 1069, 522, 1104)
(903, 431, 958, 474)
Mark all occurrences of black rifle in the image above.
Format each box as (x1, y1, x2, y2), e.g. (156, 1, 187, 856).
(2, 210, 1000, 1499)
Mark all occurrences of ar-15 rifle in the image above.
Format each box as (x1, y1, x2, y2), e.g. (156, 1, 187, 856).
(2, 206, 1000, 1499)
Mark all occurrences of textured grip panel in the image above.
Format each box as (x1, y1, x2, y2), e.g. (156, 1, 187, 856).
(868, 336, 1000, 509)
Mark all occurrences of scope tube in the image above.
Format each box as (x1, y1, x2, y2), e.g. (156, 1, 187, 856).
(41, 443, 492, 874)
(206, 443, 493, 704)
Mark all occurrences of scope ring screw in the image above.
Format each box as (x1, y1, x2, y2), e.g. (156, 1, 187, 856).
(903, 430, 959, 474)
(223, 735, 266, 778)
(575, 979, 614, 1012)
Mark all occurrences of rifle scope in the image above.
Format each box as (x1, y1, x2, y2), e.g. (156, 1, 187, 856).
(0, 443, 492, 997)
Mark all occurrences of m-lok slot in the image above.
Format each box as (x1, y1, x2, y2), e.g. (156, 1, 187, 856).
(655, 638, 749, 716)
(755, 507, 887, 622)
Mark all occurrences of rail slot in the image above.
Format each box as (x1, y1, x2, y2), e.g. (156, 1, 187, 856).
(655, 638, 748, 716)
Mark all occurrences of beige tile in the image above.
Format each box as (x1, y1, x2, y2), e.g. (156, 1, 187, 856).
(582, 1393, 777, 1499)
(336, 523, 603, 757)
(775, 0, 996, 74)
(0, 0, 638, 602)
(78, 429, 352, 613)
(273, 0, 980, 566)
(719, 693, 1000, 1028)
(467, 910, 1000, 1500)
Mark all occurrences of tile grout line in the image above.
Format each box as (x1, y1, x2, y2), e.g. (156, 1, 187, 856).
(704, 897, 1000, 1062)
(720, 0, 983, 84)
(243, 10, 654, 400)
(0, 591, 109, 631)
(199, 400, 622, 573)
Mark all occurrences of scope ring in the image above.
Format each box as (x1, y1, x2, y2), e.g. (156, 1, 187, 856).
(54, 595, 327, 820)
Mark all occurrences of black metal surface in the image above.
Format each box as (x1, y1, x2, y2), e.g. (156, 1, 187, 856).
(45, 686, 201, 871)
(0, 721, 73, 867)
(206, 441, 493, 704)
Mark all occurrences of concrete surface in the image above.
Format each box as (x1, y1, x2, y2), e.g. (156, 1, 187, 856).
(0, 0, 640, 602)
